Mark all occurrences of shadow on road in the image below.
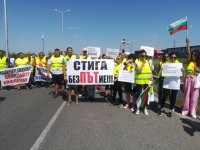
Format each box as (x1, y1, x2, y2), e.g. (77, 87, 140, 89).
(0, 97, 6, 102)
(180, 118, 200, 136)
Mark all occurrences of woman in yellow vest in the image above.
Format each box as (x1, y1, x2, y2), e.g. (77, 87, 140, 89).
(35, 52, 47, 68)
(157, 53, 169, 109)
(135, 50, 152, 115)
(34, 52, 47, 87)
(15, 52, 30, 90)
(158, 52, 183, 117)
(182, 39, 200, 118)
(123, 54, 137, 112)
(112, 56, 123, 106)
(0, 50, 8, 71)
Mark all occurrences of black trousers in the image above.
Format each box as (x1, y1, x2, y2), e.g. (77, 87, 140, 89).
(161, 88, 178, 110)
(112, 80, 123, 104)
(158, 77, 164, 104)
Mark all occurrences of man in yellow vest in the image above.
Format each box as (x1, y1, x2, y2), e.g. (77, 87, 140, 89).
(135, 50, 153, 115)
(47, 48, 66, 98)
(79, 48, 91, 59)
(64, 47, 80, 104)
(15, 52, 30, 90)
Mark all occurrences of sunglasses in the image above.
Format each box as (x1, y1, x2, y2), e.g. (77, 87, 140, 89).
(140, 55, 146, 57)
(170, 56, 177, 59)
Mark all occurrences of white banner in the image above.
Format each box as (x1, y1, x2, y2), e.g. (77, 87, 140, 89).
(87, 47, 101, 58)
(34, 66, 52, 82)
(67, 59, 114, 85)
(162, 63, 183, 77)
(0, 66, 32, 86)
(118, 70, 135, 83)
(106, 48, 119, 58)
(140, 46, 154, 56)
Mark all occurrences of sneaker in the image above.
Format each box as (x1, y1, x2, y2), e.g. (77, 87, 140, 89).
(168, 112, 173, 118)
(144, 108, 149, 116)
(135, 109, 140, 115)
(118, 104, 123, 108)
(67, 101, 72, 105)
(131, 107, 135, 113)
(123, 104, 129, 110)
(157, 104, 161, 109)
(191, 114, 197, 118)
(158, 110, 163, 116)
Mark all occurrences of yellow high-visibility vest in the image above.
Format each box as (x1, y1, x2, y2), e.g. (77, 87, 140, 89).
(65, 54, 76, 61)
(36, 57, 47, 68)
(114, 63, 123, 77)
(50, 55, 65, 71)
(135, 59, 152, 85)
(0, 56, 7, 70)
(15, 58, 29, 67)
(187, 61, 197, 78)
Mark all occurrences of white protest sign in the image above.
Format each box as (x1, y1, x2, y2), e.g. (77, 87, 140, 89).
(162, 63, 183, 77)
(118, 70, 135, 83)
(34, 66, 52, 82)
(87, 47, 101, 58)
(0, 66, 32, 86)
(67, 59, 114, 85)
(140, 46, 154, 56)
(106, 48, 119, 58)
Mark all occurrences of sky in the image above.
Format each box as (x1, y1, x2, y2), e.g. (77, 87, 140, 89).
(0, 0, 200, 55)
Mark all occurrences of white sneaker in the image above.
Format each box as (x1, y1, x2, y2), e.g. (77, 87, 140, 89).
(135, 109, 140, 115)
(157, 104, 161, 109)
(123, 104, 129, 110)
(144, 108, 149, 116)
(118, 104, 123, 108)
(131, 107, 135, 113)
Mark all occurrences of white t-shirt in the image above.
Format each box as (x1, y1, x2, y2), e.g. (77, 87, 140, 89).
(163, 76, 181, 90)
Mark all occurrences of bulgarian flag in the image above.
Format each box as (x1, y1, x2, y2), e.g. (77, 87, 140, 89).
(168, 17, 188, 35)
(136, 86, 150, 109)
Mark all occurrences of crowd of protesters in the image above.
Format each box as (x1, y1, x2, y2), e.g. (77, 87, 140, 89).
(0, 38, 199, 118)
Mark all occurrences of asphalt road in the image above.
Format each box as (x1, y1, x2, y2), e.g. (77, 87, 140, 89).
(0, 87, 200, 150)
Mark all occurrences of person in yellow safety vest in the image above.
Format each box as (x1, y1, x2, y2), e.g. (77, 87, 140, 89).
(65, 47, 79, 104)
(112, 56, 124, 106)
(135, 50, 153, 115)
(123, 54, 137, 112)
(34, 52, 47, 68)
(158, 52, 184, 117)
(47, 48, 66, 98)
(79, 48, 91, 60)
(182, 39, 200, 118)
(0, 50, 9, 71)
(15, 52, 30, 90)
(157, 53, 169, 110)
(34, 52, 47, 87)
(0, 50, 9, 88)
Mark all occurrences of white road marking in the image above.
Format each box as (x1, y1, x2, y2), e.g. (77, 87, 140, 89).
(30, 101, 66, 150)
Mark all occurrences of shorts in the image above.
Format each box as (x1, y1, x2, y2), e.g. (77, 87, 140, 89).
(124, 83, 137, 93)
(67, 85, 79, 94)
(52, 74, 64, 85)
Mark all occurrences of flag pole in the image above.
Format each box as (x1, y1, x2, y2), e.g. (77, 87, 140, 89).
(186, 16, 189, 39)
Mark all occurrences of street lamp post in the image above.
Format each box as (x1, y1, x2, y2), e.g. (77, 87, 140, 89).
(4, 0, 9, 57)
(41, 34, 44, 53)
(54, 9, 71, 51)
